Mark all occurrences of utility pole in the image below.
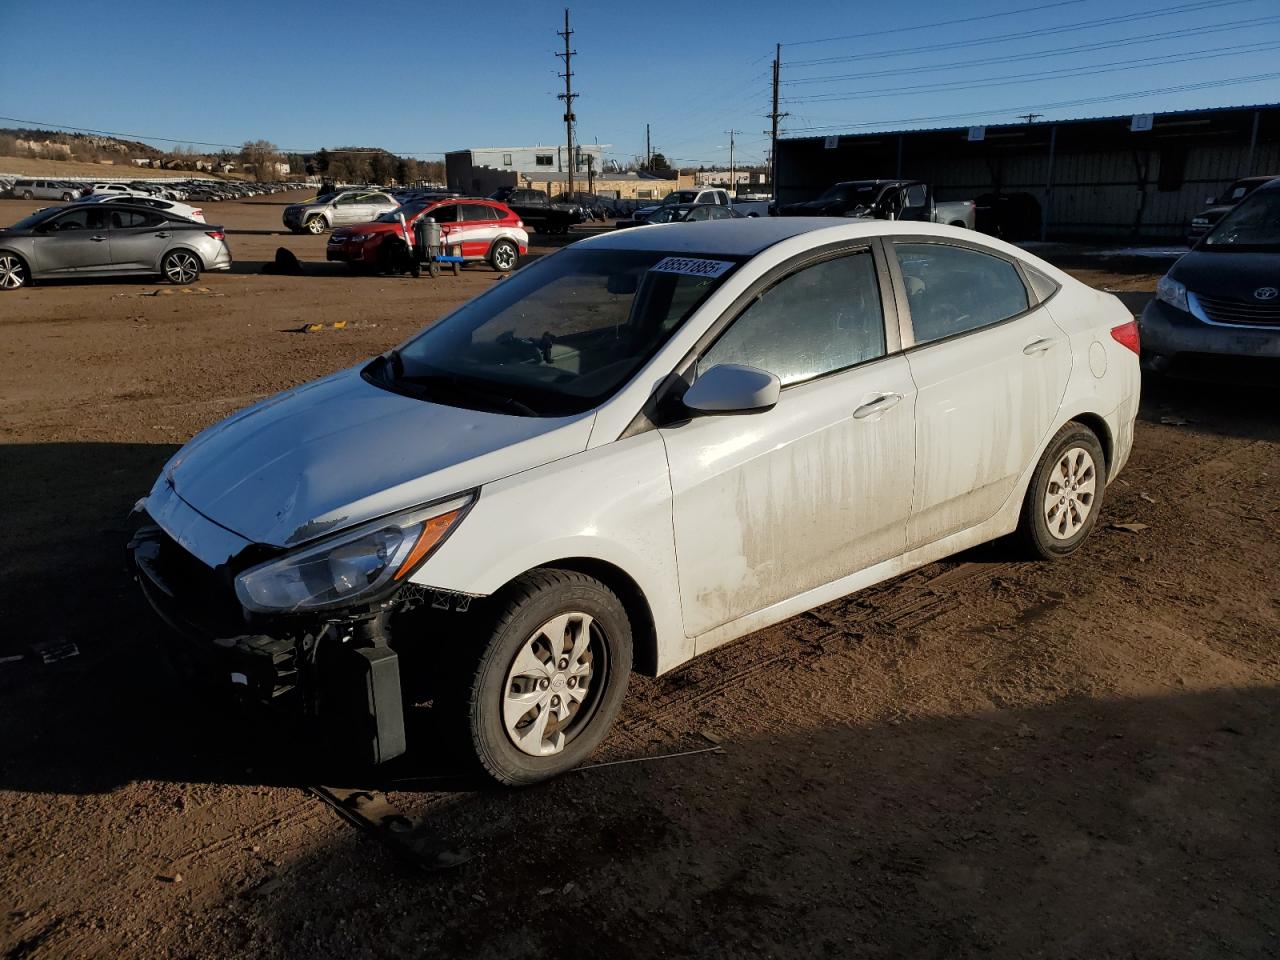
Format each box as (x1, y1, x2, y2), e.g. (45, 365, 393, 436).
(556, 9, 577, 197)
(1018, 113, 1043, 124)
(765, 43, 789, 200)
(645, 123, 651, 171)
(725, 129, 740, 194)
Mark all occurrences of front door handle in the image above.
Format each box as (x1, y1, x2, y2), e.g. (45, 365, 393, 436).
(90, 235, 107, 242)
(154, 232, 170, 238)
(853, 392, 903, 420)
(1023, 337, 1057, 355)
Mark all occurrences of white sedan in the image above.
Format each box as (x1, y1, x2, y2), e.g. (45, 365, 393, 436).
(129, 218, 1140, 783)
(76, 193, 207, 223)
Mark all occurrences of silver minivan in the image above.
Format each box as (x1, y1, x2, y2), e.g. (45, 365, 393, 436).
(11, 179, 82, 201)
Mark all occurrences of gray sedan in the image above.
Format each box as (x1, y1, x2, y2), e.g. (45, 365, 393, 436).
(0, 204, 231, 290)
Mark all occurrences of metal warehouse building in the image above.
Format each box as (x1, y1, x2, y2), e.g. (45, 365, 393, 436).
(775, 103, 1279, 241)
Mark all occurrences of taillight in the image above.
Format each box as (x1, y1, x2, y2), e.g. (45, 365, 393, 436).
(205, 230, 225, 241)
(516, 219, 523, 228)
(1110, 319, 1140, 355)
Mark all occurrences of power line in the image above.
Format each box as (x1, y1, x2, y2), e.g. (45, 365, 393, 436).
(781, 14, 1280, 85)
(783, 0, 1087, 46)
(783, 40, 1280, 103)
(785, 0, 1263, 67)
(785, 73, 1280, 133)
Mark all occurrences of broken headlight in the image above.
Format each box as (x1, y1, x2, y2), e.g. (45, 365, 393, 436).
(235, 495, 473, 614)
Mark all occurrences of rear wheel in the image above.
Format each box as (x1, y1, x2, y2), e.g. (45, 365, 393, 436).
(490, 239, 518, 272)
(305, 215, 326, 235)
(464, 569, 632, 785)
(0, 253, 29, 291)
(1017, 422, 1106, 559)
(21, 190, 33, 200)
(161, 249, 201, 285)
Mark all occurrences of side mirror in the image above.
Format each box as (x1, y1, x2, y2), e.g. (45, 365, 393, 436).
(682, 363, 780, 415)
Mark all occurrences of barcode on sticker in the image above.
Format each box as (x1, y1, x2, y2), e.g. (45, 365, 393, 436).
(650, 257, 734, 279)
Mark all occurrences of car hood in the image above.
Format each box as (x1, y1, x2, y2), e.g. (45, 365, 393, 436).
(1170, 249, 1280, 297)
(161, 365, 596, 548)
(778, 199, 842, 215)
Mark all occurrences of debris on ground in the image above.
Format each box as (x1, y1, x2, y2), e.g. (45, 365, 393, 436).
(1110, 522, 1150, 533)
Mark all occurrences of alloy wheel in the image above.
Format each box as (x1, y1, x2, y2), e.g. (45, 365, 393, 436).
(502, 612, 604, 757)
(307, 217, 326, 234)
(1043, 446, 1097, 540)
(493, 243, 517, 271)
(0, 255, 27, 290)
(164, 252, 199, 284)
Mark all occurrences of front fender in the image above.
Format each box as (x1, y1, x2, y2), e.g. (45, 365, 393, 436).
(410, 430, 691, 673)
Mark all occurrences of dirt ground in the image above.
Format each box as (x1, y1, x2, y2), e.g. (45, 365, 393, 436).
(1, 192, 1277, 960)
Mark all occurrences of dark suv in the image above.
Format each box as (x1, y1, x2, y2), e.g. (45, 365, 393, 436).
(1186, 175, 1276, 245)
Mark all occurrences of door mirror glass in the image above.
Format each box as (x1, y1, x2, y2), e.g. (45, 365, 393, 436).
(683, 363, 780, 415)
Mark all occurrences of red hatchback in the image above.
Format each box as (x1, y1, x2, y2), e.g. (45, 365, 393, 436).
(326, 197, 529, 272)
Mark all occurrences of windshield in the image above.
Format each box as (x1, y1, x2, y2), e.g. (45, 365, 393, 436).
(377, 199, 433, 222)
(1202, 188, 1280, 250)
(817, 182, 877, 202)
(661, 191, 699, 206)
(5, 208, 61, 231)
(371, 248, 742, 416)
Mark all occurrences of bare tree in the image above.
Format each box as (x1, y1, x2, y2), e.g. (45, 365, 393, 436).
(240, 139, 280, 181)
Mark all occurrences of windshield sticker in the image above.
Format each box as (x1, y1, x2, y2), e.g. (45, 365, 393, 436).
(650, 257, 734, 279)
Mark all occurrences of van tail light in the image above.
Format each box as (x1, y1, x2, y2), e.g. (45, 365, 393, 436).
(1110, 319, 1140, 355)
(205, 230, 225, 241)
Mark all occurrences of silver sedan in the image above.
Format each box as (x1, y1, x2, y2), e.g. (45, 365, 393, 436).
(0, 203, 232, 290)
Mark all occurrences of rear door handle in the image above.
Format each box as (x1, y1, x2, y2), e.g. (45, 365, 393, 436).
(1023, 337, 1057, 355)
(853, 392, 903, 420)
(90, 235, 107, 242)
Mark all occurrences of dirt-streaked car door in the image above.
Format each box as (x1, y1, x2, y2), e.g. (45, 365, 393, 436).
(892, 239, 1071, 549)
(660, 245, 917, 642)
(30, 206, 114, 273)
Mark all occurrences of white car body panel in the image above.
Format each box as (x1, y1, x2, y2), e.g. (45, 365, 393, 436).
(146, 218, 1138, 679)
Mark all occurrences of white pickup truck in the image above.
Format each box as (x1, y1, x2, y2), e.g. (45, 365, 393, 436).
(777, 179, 976, 229)
(632, 187, 769, 223)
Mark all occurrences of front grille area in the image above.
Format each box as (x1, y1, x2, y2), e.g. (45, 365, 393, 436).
(132, 520, 246, 638)
(1196, 293, 1280, 327)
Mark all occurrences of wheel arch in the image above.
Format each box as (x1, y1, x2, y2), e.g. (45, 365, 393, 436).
(1069, 412, 1113, 474)
(161, 244, 207, 272)
(500, 558, 659, 677)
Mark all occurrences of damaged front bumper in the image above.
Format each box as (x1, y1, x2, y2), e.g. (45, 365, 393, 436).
(127, 485, 416, 765)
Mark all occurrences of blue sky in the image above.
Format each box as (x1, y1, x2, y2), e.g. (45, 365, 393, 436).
(2, 0, 1278, 168)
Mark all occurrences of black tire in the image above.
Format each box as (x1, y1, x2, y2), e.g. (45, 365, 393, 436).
(0, 252, 30, 291)
(21, 190, 33, 200)
(489, 238, 519, 272)
(464, 569, 633, 786)
(305, 215, 326, 235)
(161, 249, 201, 285)
(1016, 421, 1106, 559)
(428, 261, 440, 278)
(61, 192, 73, 201)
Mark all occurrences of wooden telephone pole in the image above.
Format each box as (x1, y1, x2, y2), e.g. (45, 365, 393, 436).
(766, 43, 789, 198)
(556, 9, 578, 196)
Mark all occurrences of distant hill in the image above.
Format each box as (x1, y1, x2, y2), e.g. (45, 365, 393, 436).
(0, 128, 164, 161)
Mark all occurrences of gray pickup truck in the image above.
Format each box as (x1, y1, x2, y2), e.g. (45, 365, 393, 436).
(777, 179, 975, 229)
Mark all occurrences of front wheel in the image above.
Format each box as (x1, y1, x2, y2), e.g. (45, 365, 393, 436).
(161, 249, 201, 285)
(305, 216, 326, 235)
(0, 253, 29, 290)
(465, 569, 632, 786)
(21, 190, 33, 200)
(490, 239, 518, 272)
(1016, 422, 1106, 559)
(61, 192, 74, 202)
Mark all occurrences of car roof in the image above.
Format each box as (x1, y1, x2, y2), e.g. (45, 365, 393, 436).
(1253, 176, 1280, 191)
(579, 217, 990, 257)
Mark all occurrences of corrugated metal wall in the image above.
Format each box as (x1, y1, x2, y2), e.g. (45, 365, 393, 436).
(776, 106, 1279, 241)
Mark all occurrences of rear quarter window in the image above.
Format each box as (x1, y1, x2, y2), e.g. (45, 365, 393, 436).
(894, 242, 1030, 345)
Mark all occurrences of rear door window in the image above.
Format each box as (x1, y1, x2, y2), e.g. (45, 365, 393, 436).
(893, 242, 1030, 344)
(460, 204, 497, 222)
